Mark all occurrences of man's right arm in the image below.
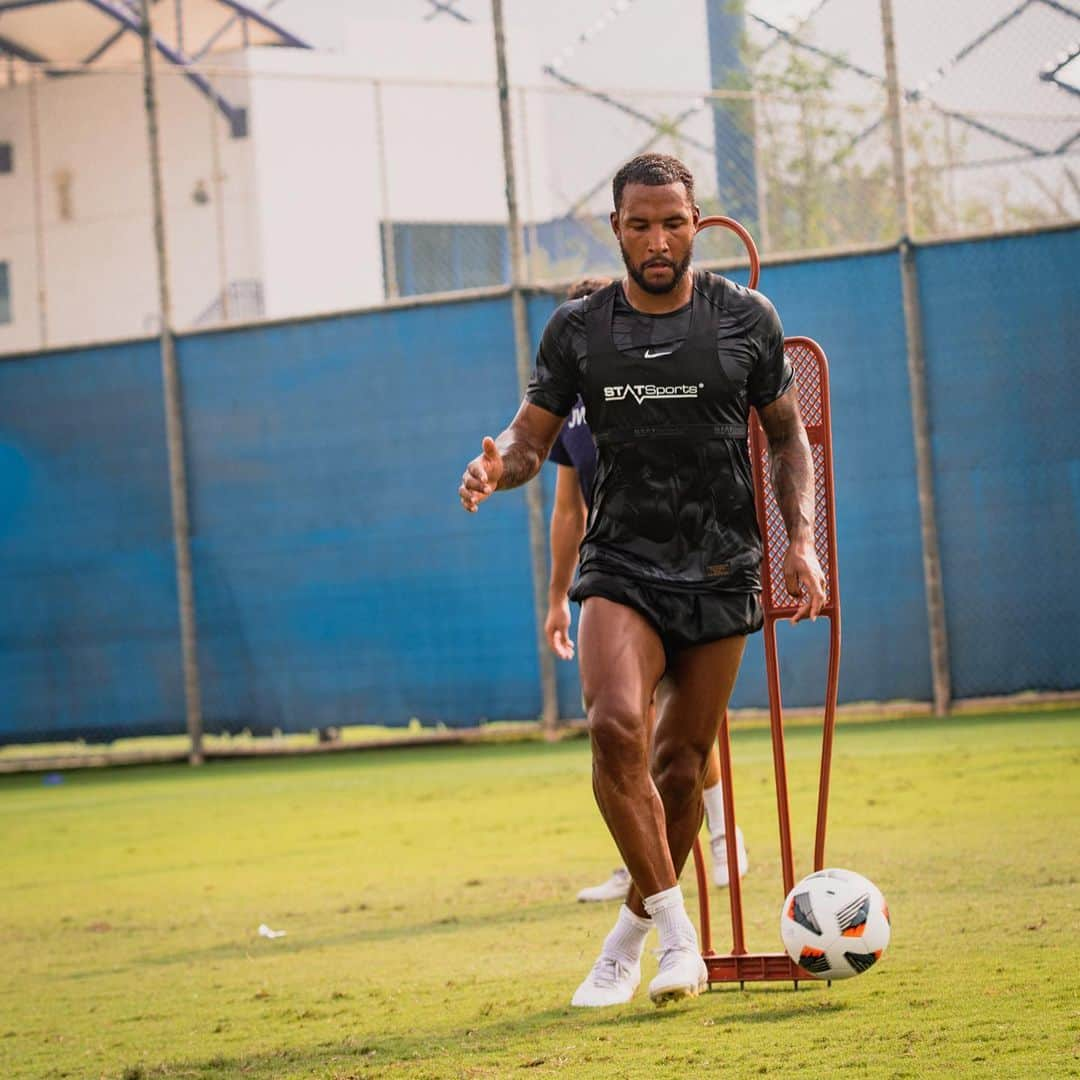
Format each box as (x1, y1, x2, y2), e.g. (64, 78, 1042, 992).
(458, 401, 565, 512)
(492, 400, 567, 491)
(459, 301, 582, 512)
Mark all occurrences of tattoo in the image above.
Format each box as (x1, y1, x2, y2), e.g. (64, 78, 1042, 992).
(762, 393, 815, 544)
(486, 402, 565, 494)
(494, 436, 543, 491)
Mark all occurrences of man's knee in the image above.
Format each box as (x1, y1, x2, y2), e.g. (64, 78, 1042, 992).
(651, 740, 711, 811)
(587, 692, 648, 769)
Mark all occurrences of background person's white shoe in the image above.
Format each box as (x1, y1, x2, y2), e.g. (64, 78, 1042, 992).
(576, 866, 631, 902)
(570, 953, 641, 1007)
(710, 826, 749, 888)
(648, 943, 708, 1006)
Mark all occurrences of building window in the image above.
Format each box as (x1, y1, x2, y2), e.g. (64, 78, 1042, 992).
(0, 143, 12, 174)
(0, 262, 11, 325)
(383, 222, 509, 298)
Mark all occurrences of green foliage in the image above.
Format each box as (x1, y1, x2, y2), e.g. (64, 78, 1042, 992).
(1, 708, 1077, 1078)
(734, 45, 1067, 250)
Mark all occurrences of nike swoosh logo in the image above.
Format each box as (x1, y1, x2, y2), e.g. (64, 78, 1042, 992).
(643, 348, 675, 359)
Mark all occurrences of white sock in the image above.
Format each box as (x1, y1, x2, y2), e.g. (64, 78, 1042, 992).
(601, 905, 651, 965)
(642, 884, 697, 950)
(702, 781, 727, 838)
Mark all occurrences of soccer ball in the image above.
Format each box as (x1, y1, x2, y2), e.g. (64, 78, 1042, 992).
(779, 868, 890, 980)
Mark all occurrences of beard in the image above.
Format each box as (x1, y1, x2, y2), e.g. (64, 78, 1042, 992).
(620, 242, 692, 295)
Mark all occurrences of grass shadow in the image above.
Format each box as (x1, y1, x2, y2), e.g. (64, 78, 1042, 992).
(125, 983, 854, 1079)
(57, 898, 579, 982)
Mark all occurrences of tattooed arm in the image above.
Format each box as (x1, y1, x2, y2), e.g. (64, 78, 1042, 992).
(757, 388, 827, 622)
(458, 400, 564, 512)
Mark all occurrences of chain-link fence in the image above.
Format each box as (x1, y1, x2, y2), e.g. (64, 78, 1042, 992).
(0, 1, 1077, 754)
(0, 0, 1076, 352)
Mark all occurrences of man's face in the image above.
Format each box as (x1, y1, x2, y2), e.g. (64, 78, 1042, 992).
(611, 181, 699, 295)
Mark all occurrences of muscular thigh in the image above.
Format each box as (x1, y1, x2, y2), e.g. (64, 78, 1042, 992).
(653, 635, 747, 759)
(578, 597, 666, 718)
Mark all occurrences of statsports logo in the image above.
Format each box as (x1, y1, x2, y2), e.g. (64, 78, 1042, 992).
(603, 383, 703, 404)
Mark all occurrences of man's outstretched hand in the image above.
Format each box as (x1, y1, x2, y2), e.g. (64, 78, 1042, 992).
(459, 437, 504, 513)
(783, 538, 827, 623)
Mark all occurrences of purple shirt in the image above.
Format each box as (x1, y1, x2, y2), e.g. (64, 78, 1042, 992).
(548, 396, 597, 510)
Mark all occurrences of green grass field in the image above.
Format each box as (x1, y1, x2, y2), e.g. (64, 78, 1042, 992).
(2, 708, 1078, 1080)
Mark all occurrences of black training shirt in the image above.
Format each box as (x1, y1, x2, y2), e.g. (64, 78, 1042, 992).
(526, 269, 793, 591)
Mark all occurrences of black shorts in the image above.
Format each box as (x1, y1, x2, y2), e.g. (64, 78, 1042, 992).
(569, 570, 763, 659)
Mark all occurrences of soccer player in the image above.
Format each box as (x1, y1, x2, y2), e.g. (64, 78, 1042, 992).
(459, 153, 824, 1007)
(546, 278, 748, 904)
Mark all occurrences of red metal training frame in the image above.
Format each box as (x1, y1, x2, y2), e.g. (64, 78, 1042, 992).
(696, 215, 761, 289)
(694, 337, 841, 986)
(692, 215, 842, 986)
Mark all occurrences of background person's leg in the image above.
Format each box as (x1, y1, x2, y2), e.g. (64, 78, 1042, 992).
(703, 736, 750, 886)
(704, 742, 721, 788)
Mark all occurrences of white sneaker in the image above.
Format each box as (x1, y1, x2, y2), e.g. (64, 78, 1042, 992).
(570, 953, 641, 1007)
(648, 941, 708, 1006)
(710, 826, 749, 888)
(576, 867, 631, 903)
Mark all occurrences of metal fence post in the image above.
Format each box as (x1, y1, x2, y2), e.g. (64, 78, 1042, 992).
(516, 87, 541, 281)
(880, 0, 952, 716)
(27, 71, 48, 347)
(139, 1, 205, 762)
(491, 0, 560, 735)
(207, 78, 230, 323)
(751, 87, 771, 253)
(373, 81, 399, 300)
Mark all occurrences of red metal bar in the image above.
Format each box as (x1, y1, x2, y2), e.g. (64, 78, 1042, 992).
(692, 835, 713, 955)
(696, 215, 760, 290)
(810, 340, 842, 870)
(703, 953, 807, 983)
(762, 615, 797, 896)
(815, 612, 842, 870)
(716, 709, 746, 955)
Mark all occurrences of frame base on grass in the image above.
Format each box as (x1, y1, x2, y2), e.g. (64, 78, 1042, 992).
(703, 952, 809, 985)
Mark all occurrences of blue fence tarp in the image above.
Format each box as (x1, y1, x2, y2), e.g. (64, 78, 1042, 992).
(1, 226, 1077, 742)
(178, 297, 541, 737)
(0, 341, 184, 740)
(916, 229, 1080, 697)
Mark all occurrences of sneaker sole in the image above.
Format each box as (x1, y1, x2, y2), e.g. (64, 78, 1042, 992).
(649, 978, 708, 1006)
(570, 989, 640, 1007)
(712, 867, 749, 889)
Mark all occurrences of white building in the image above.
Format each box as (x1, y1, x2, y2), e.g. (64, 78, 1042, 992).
(0, 0, 719, 355)
(1, 0, 1073, 354)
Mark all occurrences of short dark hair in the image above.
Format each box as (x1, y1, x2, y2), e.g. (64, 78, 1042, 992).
(565, 276, 612, 300)
(612, 153, 695, 211)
